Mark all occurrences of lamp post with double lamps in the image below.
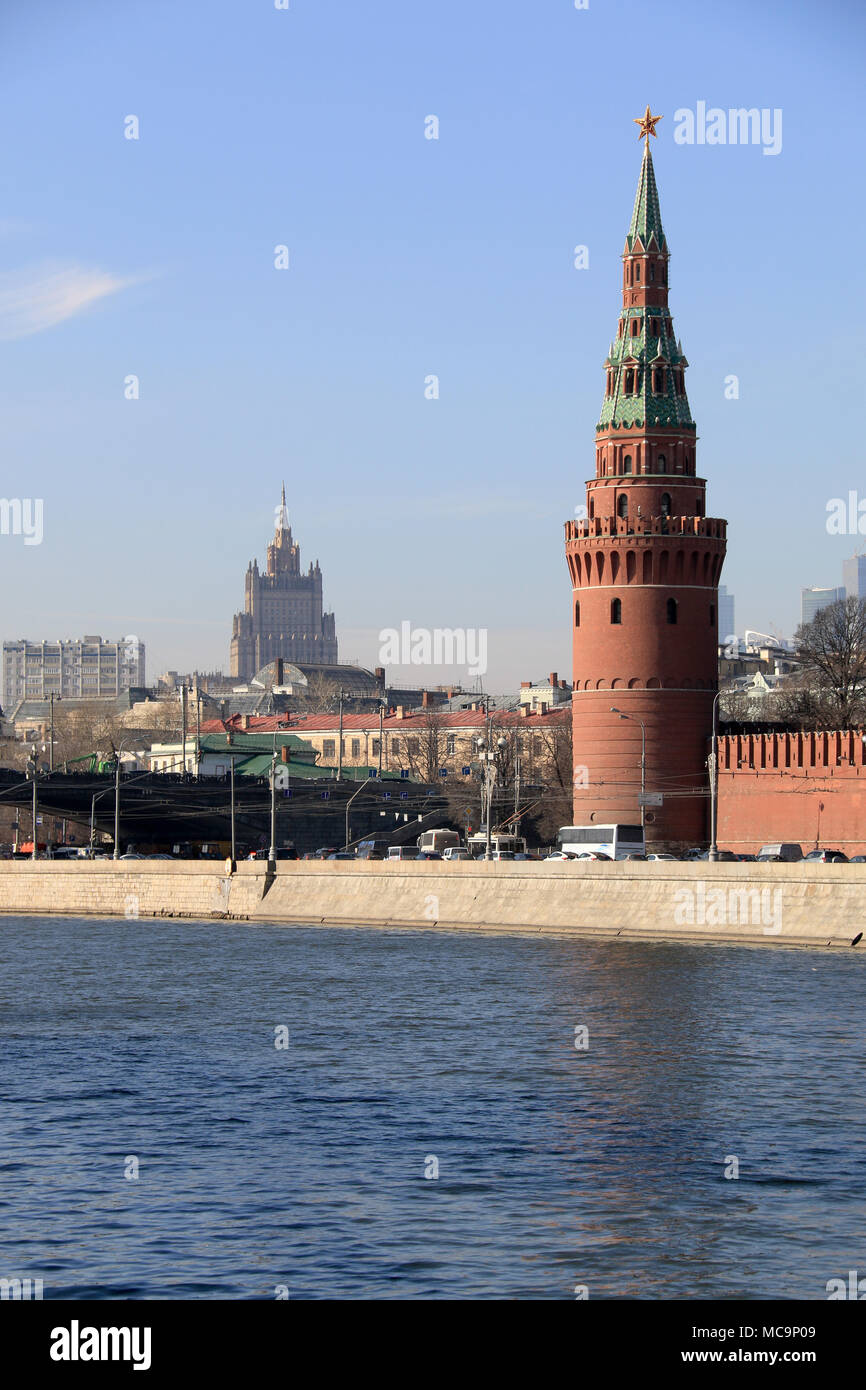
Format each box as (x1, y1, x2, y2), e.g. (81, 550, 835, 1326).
(707, 689, 723, 862)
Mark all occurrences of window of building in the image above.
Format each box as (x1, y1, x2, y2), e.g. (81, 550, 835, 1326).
(667, 598, 678, 624)
(371, 739, 380, 756)
(351, 738, 361, 758)
(625, 371, 633, 394)
(574, 600, 580, 627)
(660, 492, 671, 518)
(391, 738, 400, 754)
(631, 318, 639, 337)
(617, 494, 628, 520)
(322, 739, 335, 759)
(635, 264, 641, 282)
(657, 452, 666, 470)
(623, 454, 632, 474)
(407, 738, 420, 755)
(611, 598, 622, 624)
(650, 264, 655, 282)
(446, 735, 456, 755)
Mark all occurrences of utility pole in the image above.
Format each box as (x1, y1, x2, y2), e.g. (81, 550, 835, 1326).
(708, 691, 721, 861)
(378, 701, 384, 776)
(195, 682, 201, 775)
(30, 745, 38, 860)
(180, 684, 188, 775)
(337, 690, 344, 781)
(230, 754, 236, 866)
(113, 752, 121, 859)
(49, 692, 56, 773)
(268, 747, 277, 864)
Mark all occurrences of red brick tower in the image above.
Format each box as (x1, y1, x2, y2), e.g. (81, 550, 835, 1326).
(564, 111, 727, 848)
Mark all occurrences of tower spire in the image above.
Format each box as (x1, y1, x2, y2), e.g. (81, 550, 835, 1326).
(277, 481, 288, 532)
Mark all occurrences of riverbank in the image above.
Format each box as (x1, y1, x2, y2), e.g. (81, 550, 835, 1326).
(0, 860, 864, 948)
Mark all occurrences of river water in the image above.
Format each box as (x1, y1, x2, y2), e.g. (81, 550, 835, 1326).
(1, 915, 864, 1299)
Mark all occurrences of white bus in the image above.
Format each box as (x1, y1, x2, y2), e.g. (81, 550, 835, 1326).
(556, 824, 645, 860)
(467, 832, 528, 858)
(417, 829, 461, 854)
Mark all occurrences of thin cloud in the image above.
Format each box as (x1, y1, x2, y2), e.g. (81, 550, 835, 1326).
(0, 262, 143, 341)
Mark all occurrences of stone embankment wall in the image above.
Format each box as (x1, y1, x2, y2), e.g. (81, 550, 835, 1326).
(0, 861, 864, 949)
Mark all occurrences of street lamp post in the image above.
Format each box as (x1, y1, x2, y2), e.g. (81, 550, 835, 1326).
(113, 753, 121, 859)
(345, 774, 376, 850)
(29, 745, 38, 860)
(610, 707, 646, 835)
(708, 690, 722, 862)
(268, 743, 277, 865)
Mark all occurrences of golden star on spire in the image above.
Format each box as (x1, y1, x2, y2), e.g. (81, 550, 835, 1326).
(634, 106, 663, 143)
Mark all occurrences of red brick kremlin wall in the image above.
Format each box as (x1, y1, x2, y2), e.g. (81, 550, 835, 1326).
(718, 730, 866, 856)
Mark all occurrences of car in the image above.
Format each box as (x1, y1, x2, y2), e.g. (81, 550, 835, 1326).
(544, 852, 569, 861)
(119, 852, 145, 860)
(490, 851, 515, 861)
(757, 842, 803, 862)
(803, 849, 849, 863)
(442, 847, 472, 861)
(416, 851, 443, 860)
(645, 853, 679, 861)
(356, 847, 387, 860)
(387, 847, 420, 861)
(327, 852, 356, 860)
(681, 848, 706, 861)
(576, 852, 612, 861)
(697, 849, 739, 862)
(623, 852, 647, 861)
(850, 855, 866, 863)
(756, 853, 784, 862)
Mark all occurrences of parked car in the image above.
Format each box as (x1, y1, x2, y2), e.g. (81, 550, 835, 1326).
(849, 855, 866, 863)
(646, 853, 679, 861)
(544, 852, 569, 862)
(442, 847, 472, 861)
(757, 842, 803, 862)
(490, 851, 515, 861)
(623, 852, 647, 861)
(756, 853, 784, 862)
(416, 850, 443, 860)
(802, 849, 848, 863)
(697, 849, 739, 862)
(327, 852, 356, 861)
(576, 852, 612, 861)
(386, 846, 419, 861)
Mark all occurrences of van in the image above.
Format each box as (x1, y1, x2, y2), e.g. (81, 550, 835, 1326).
(387, 846, 419, 861)
(757, 842, 802, 862)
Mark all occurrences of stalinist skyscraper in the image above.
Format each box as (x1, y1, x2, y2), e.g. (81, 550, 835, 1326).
(230, 487, 338, 680)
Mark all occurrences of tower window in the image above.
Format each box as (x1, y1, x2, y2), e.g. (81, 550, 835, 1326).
(625, 370, 634, 394)
(589, 498, 595, 518)
(635, 264, 641, 282)
(611, 598, 622, 624)
(657, 452, 666, 470)
(667, 598, 678, 625)
(650, 264, 655, 282)
(660, 492, 671, 518)
(617, 494, 628, 519)
(653, 369, 664, 394)
(631, 318, 639, 337)
(695, 497, 703, 516)
(575, 600, 580, 627)
(623, 454, 632, 474)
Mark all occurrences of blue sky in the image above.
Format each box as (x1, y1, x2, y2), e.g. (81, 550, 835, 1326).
(1, 0, 864, 691)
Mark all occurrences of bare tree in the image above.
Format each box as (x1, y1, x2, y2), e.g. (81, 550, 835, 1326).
(794, 597, 866, 727)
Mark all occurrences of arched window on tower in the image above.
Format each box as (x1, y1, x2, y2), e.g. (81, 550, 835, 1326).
(660, 492, 671, 518)
(631, 318, 640, 337)
(635, 264, 641, 281)
(667, 598, 678, 625)
(617, 494, 628, 520)
(625, 370, 634, 395)
(575, 600, 580, 627)
(650, 264, 655, 282)
(657, 452, 667, 471)
(589, 497, 595, 518)
(653, 368, 664, 394)
(611, 598, 622, 624)
(623, 454, 633, 474)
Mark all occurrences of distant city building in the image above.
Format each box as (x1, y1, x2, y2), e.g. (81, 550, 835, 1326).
(230, 487, 338, 681)
(843, 553, 866, 601)
(717, 585, 735, 643)
(2, 635, 145, 710)
(800, 586, 845, 625)
(517, 672, 572, 711)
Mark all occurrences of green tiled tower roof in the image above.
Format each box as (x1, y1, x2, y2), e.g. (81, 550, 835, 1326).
(627, 141, 666, 251)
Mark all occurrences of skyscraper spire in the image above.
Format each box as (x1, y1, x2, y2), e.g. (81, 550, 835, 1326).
(277, 481, 289, 532)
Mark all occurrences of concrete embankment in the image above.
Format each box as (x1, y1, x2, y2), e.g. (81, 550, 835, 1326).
(0, 860, 864, 949)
